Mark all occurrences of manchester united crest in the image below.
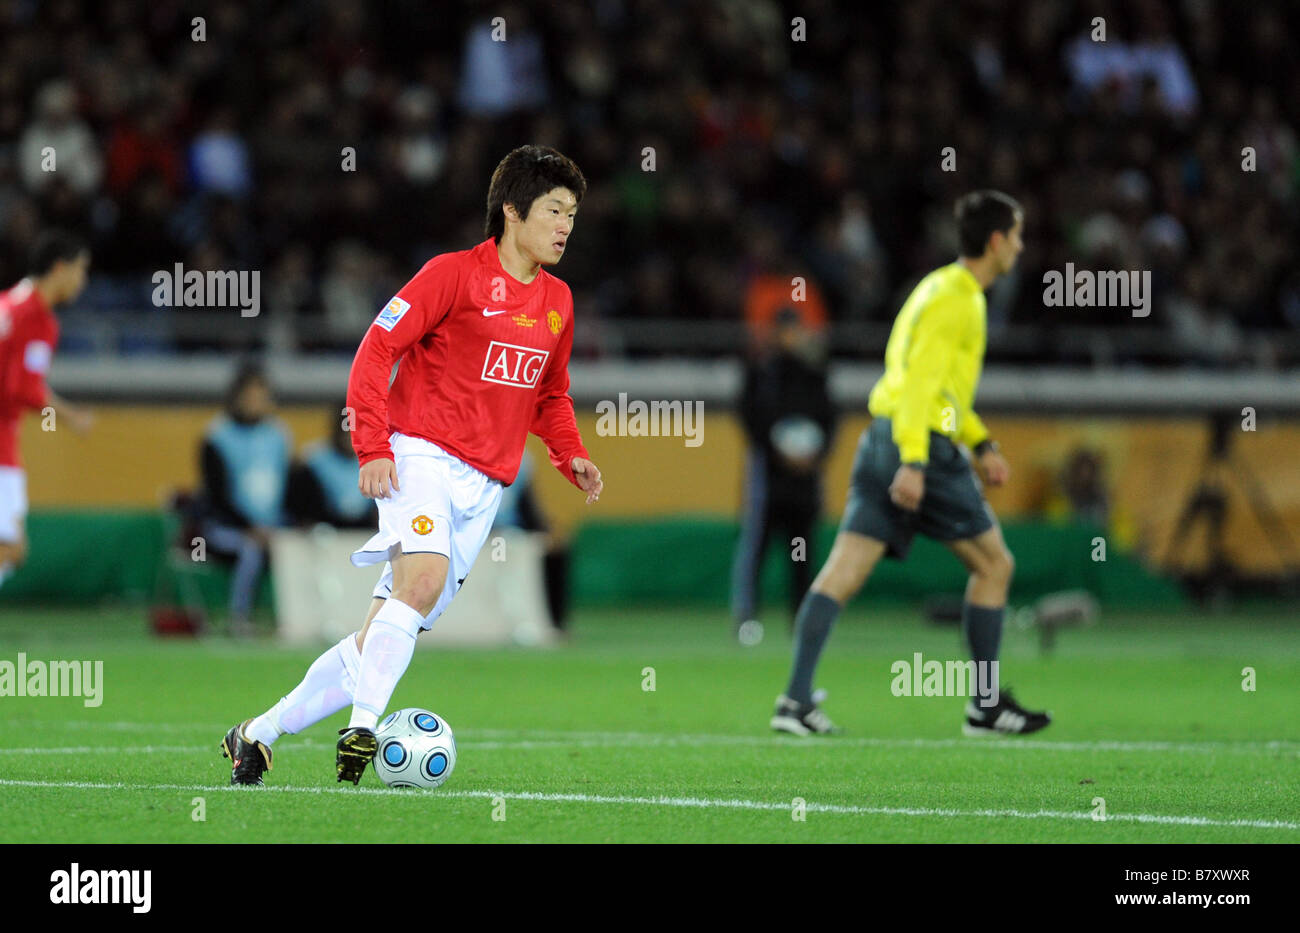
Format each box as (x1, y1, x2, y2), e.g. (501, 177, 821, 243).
(411, 515, 435, 535)
(547, 309, 562, 335)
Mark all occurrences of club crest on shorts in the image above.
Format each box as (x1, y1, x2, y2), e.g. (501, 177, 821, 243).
(411, 515, 435, 535)
(547, 309, 562, 335)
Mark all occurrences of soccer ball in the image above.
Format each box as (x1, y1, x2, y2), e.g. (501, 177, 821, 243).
(372, 707, 457, 789)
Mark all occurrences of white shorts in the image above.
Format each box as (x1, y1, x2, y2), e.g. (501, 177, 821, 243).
(351, 433, 503, 630)
(0, 466, 27, 543)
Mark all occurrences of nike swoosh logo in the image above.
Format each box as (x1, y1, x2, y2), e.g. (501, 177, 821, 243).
(482, 307, 509, 317)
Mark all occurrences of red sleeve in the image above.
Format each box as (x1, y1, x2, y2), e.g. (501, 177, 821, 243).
(346, 254, 459, 466)
(530, 307, 589, 487)
(10, 313, 57, 411)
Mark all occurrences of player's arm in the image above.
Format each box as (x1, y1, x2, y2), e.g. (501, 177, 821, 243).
(10, 321, 91, 432)
(530, 312, 602, 503)
(894, 294, 966, 462)
(957, 408, 1009, 486)
(347, 256, 458, 498)
(952, 361, 1010, 488)
(889, 294, 965, 509)
(957, 408, 989, 452)
(6, 315, 76, 418)
(44, 389, 93, 434)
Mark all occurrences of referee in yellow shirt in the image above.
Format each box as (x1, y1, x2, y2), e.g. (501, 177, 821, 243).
(772, 191, 1051, 737)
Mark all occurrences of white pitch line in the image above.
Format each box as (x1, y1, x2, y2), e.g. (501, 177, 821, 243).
(0, 745, 211, 755)
(3, 733, 1298, 756)
(12, 721, 1300, 755)
(7, 720, 231, 733)
(457, 732, 1300, 755)
(19, 720, 1300, 755)
(0, 778, 1294, 832)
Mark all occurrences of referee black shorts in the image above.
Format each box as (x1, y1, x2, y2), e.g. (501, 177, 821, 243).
(840, 416, 995, 560)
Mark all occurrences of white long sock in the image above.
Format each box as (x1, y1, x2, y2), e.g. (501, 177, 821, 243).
(349, 598, 422, 729)
(246, 632, 362, 746)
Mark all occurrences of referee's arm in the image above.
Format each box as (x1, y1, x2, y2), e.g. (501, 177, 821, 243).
(958, 408, 991, 452)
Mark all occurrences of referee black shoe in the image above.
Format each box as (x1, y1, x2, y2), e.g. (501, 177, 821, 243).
(962, 687, 1051, 736)
(336, 726, 378, 784)
(220, 720, 273, 786)
(771, 694, 841, 736)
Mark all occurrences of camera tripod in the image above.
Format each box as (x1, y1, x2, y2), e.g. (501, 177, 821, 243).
(1164, 411, 1300, 602)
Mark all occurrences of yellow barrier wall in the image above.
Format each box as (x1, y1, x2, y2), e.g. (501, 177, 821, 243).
(22, 408, 1300, 573)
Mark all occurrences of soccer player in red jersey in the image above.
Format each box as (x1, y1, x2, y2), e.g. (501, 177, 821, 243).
(0, 232, 93, 588)
(222, 146, 604, 785)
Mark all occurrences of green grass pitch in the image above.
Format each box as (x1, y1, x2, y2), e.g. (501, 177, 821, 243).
(1, 604, 1296, 843)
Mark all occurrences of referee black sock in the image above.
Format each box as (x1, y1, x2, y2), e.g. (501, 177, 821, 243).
(962, 602, 1004, 695)
(785, 591, 841, 706)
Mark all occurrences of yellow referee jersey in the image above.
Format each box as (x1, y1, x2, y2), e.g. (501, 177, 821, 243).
(867, 262, 990, 464)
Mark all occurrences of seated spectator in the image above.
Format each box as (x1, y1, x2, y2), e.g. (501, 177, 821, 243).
(288, 401, 376, 529)
(197, 362, 291, 634)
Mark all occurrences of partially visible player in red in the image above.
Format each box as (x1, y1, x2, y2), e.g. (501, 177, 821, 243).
(0, 231, 93, 588)
(222, 145, 604, 785)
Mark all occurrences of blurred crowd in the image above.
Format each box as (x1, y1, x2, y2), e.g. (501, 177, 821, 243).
(0, 0, 1295, 366)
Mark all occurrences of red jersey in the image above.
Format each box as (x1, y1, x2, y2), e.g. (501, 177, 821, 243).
(0, 279, 59, 468)
(347, 239, 589, 487)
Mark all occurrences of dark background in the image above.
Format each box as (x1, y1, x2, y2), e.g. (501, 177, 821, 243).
(1, 0, 1296, 365)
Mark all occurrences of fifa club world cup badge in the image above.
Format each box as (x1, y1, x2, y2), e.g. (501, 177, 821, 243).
(547, 309, 562, 335)
(411, 515, 435, 535)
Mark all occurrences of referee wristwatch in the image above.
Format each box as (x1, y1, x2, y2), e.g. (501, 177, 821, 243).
(902, 460, 925, 471)
(973, 439, 1000, 457)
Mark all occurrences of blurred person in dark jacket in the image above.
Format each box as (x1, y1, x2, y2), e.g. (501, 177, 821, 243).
(731, 307, 835, 645)
(198, 362, 291, 635)
(288, 401, 376, 530)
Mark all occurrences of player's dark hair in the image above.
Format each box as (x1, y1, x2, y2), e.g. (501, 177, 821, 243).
(225, 360, 270, 410)
(954, 190, 1022, 258)
(28, 230, 88, 276)
(484, 145, 586, 242)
